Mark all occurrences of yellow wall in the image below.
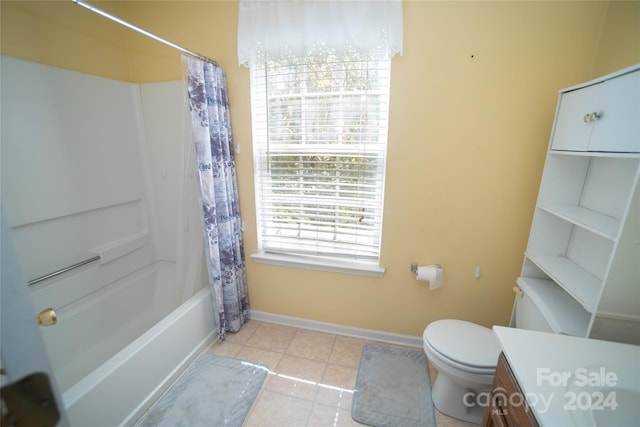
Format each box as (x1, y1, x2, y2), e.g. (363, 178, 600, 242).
(2, 1, 639, 336)
(1, 1, 133, 80)
(591, 0, 640, 77)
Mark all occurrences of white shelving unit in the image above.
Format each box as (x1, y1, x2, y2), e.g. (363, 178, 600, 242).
(517, 64, 640, 345)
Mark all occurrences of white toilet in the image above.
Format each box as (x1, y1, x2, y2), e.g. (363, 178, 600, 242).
(423, 280, 555, 424)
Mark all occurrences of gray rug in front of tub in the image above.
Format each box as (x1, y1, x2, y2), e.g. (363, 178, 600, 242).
(137, 354, 268, 427)
(352, 344, 436, 427)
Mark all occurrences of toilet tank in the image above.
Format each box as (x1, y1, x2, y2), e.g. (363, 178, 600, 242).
(509, 276, 590, 336)
(512, 281, 554, 332)
(509, 277, 590, 337)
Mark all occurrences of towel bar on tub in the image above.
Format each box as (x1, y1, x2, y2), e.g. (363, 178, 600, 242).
(27, 255, 100, 286)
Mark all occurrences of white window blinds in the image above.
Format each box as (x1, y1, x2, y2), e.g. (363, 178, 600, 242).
(250, 48, 391, 261)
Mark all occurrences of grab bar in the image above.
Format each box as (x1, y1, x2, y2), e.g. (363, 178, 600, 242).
(27, 255, 100, 286)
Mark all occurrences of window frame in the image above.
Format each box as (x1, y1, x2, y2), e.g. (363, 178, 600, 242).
(248, 49, 391, 277)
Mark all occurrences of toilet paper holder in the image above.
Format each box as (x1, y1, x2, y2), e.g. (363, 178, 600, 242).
(411, 262, 441, 273)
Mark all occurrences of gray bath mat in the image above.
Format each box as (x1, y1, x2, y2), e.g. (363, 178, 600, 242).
(352, 344, 436, 427)
(137, 354, 268, 427)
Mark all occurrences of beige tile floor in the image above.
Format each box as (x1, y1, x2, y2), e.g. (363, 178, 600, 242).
(206, 319, 478, 427)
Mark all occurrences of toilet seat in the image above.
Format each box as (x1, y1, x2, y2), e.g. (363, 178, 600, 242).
(423, 319, 500, 373)
(424, 338, 496, 376)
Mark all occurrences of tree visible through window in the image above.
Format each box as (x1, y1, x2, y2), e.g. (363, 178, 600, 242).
(250, 47, 391, 263)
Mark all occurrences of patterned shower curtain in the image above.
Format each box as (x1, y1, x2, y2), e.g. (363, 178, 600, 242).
(186, 58, 249, 340)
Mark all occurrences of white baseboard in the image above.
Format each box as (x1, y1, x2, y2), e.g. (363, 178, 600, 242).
(250, 310, 423, 348)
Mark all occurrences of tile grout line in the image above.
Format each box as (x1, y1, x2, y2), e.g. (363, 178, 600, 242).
(213, 321, 470, 427)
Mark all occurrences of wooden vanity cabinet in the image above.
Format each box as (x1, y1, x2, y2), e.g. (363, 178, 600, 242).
(481, 353, 539, 427)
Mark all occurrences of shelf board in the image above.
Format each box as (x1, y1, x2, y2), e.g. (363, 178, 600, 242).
(549, 150, 640, 159)
(517, 276, 591, 337)
(526, 254, 602, 313)
(537, 204, 620, 241)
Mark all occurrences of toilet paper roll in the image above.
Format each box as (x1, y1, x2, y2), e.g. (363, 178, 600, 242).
(416, 265, 443, 290)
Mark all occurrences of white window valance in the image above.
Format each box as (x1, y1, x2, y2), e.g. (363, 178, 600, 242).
(237, 0, 403, 66)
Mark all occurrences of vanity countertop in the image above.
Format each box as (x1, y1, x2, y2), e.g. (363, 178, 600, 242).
(493, 326, 640, 427)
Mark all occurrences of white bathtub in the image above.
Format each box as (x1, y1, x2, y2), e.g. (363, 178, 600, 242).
(43, 261, 214, 426)
(3, 57, 215, 426)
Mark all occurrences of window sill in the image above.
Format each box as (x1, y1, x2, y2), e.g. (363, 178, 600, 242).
(250, 252, 385, 278)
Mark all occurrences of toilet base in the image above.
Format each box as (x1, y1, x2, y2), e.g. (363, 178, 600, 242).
(431, 372, 490, 424)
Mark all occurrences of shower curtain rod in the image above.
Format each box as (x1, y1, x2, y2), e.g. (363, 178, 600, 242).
(71, 0, 218, 66)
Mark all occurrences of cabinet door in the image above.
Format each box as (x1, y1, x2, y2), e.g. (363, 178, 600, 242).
(481, 353, 540, 427)
(588, 70, 640, 153)
(551, 83, 602, 151)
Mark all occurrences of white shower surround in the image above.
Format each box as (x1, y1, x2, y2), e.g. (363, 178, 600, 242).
(1, 56, 215, 426)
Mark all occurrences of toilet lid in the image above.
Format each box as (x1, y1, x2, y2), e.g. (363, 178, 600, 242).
(424, 320, 501, 369)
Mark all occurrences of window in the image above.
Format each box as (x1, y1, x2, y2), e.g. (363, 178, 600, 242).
(249, 47, 391, 273)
